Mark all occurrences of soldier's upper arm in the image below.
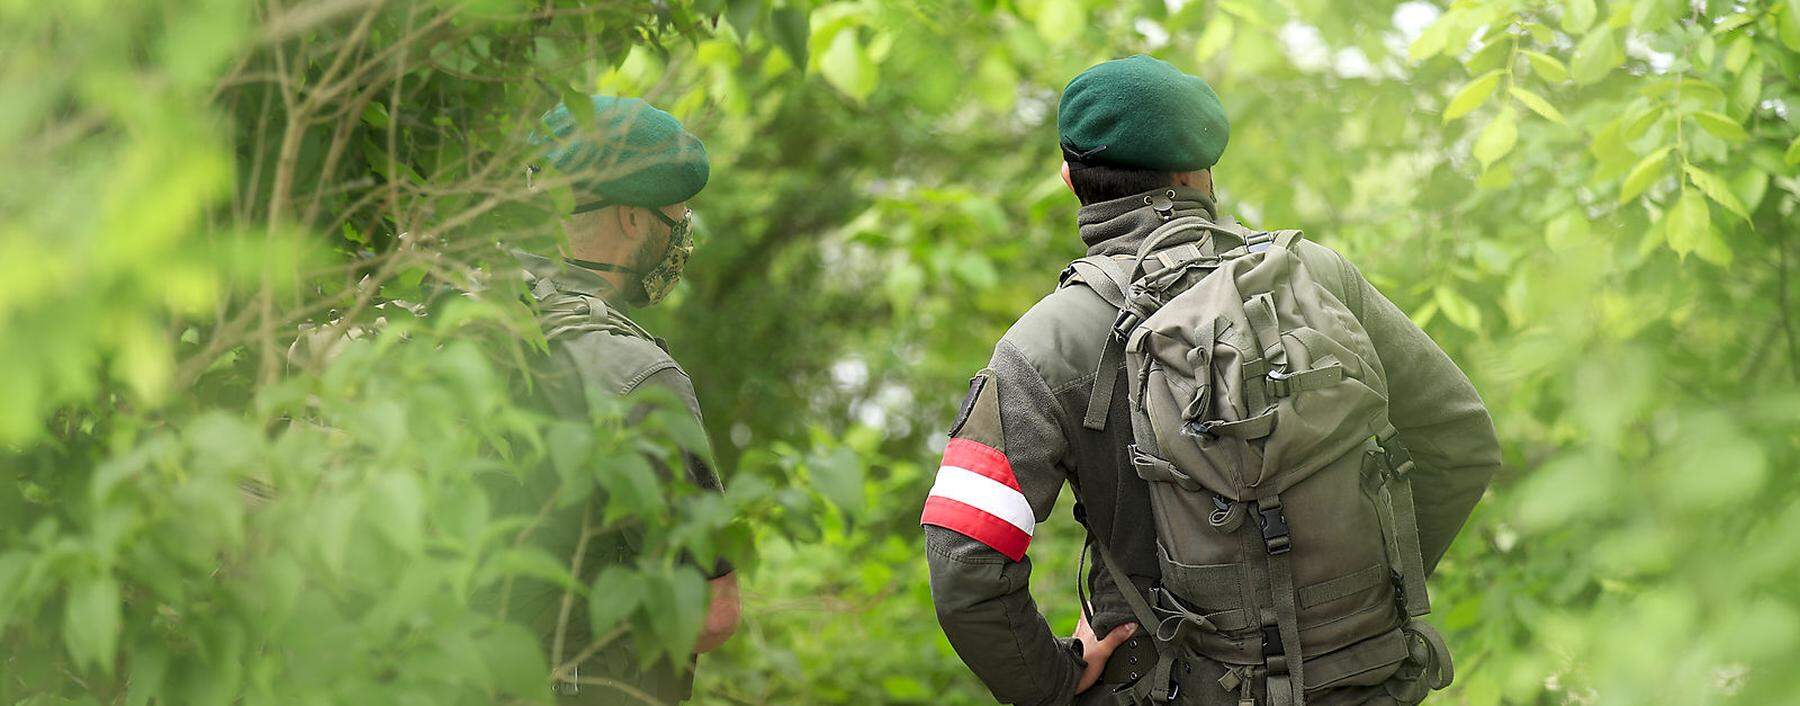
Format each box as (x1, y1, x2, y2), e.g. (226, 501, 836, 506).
(627, 366, 723, 493)
(920, 344, 1072, 562)
(921, 367, 1037, 561)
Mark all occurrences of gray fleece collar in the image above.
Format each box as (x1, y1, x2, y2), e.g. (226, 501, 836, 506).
(1077, 186, 1228, 257)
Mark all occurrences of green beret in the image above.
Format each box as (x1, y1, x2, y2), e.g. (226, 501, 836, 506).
(1056, 55, 1229, 172)
(533, 95, 709, 212)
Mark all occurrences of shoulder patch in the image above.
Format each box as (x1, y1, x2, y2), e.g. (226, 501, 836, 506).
(946, 369, 1003, 450)
(946, 372, 988, 440)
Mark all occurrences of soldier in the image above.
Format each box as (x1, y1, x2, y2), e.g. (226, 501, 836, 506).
(488, 94, 739, 704)
(922, 56, 1501, 705)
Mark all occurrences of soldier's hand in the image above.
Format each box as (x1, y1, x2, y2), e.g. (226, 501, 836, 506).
(1073, 612, 1137, 694)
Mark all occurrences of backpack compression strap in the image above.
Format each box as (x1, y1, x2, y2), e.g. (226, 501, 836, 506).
(1375, 425, 1432, 617)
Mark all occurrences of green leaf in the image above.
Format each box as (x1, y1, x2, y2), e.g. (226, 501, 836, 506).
(1618, 147, 1673, 204)
(1732, 59, 1764, 116)
(1521, 50, 1569, 83)
(1733, 169, 1770, 213)
(1194, 15, 1235, 62)
(1664, 189, 1710, 258)
(1684, 164, 1750, 221)
(1408, 18, 1449, 61)
(587, 565, 646, 636)
(1786, 136, 1800, 166)
(1782, 0, 1800, 52)
(125, 644, 170, 706)
(1509, 86, 1567, 125)
(1033, 0, 1083, 45)
(64, 574, 120, 674)
(1473, 109, 1518, 168)
(642, 567, 706, 660)
(768, 5, 811, 70)
(1723, 36, 1754, 72)
(1443, 70, 1503, 123)
(726, 0, 762, 41)
(1562, 0, 1596, 34)
(808, 445, 865, 514)
(478, 623, 548, 698)
(1433, 287, 1482, 331)
(1544, 211, 1590, 252)
(484, 546, 582, 593)
(1712, 13, 1757, 35)
(1690, 111, 1748, 142)
(548, 421, 595, 508)
(561, 87, 594, 128)
(1570, 27, 1623, 84)
(369, 473, 425, 555)
(820, 29, 878, 102)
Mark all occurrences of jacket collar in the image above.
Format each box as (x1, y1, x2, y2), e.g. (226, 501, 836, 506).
(1078, 186, 1239, 258)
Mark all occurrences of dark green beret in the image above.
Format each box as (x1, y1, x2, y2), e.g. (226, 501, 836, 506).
(1057, 55, 1229, 172)
(533, 95, 709, 212)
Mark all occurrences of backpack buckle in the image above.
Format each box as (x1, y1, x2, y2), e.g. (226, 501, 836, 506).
(1265, 368, 1293, 398)
(1255, 499, 1291, 555)
(1379, 435, 1416, 479)
(1112, 308, 1143, 339)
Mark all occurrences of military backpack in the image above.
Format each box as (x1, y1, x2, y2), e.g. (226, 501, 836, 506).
(1065, 192, 1453, 705)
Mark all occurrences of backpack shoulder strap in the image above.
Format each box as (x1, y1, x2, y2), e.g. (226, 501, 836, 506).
(1061, 255, 1135, 432)
(1060, 255, 1133, 310)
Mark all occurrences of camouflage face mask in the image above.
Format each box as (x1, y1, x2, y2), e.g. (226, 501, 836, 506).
(636, 207, 693, 306)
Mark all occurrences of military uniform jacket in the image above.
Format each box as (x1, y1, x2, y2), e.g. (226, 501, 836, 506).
(921, 189, 1501, 706)
(482, 250, 729, 704)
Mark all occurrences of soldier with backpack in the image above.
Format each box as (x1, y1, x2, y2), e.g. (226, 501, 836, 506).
(921, 55, 1501, 705)
(486, 94, 740, 703)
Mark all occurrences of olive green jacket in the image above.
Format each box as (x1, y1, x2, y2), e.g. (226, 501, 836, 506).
(922, 189, 1501, 705)
(480, 250, 729, 704)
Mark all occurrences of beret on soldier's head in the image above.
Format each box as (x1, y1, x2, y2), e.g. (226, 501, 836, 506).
(533, 95, 709, 212)
(1056, 54, 1229, 172)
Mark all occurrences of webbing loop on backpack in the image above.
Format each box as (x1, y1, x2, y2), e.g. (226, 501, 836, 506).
(1244, 293, 1286, 371)
(1129, 445, 1203, 492)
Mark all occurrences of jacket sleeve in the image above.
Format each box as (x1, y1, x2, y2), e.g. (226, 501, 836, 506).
(922, 341, 1084, 706)
(1339, 257, 1503, 572)
(631, 366, 732, 578)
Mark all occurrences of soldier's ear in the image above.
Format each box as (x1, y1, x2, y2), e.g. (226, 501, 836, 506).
(1060, 161, 1074, 193)
(615, 205, 645, 242)
(1172, 169, 1215, 198)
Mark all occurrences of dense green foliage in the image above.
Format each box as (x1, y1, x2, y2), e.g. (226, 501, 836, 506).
(4, 0, 1799, 704)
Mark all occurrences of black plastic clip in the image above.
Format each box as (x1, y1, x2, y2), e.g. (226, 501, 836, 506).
(1255, 500, 1291, 555)
(1261, 623, 1285, 662)
(1382, 437, 1415, 479)
(1112, 308, 1142, 339)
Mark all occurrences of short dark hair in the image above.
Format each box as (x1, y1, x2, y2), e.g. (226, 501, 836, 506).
(1068, 165, 1177, 205)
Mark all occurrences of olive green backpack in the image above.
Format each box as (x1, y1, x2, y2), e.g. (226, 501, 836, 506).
(1065, 196, 1452, 705)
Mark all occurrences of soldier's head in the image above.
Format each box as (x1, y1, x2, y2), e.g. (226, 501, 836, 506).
(531, 95, 708, 306)
(1055, 55, 1228, 206)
